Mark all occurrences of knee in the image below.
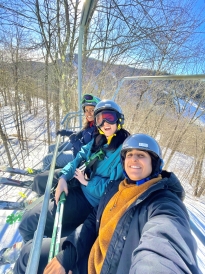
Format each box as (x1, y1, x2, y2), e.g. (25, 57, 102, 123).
(13, 240, 32, 274)
(18, 212, 36, 243)
(43, 154, 52, 163)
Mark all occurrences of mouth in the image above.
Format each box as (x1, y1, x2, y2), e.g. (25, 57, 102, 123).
(103, 126, 111, 131)
(129, 165, 141, 169)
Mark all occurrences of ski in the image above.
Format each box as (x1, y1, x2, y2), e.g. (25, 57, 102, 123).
(0, 165, 41, 177)
(0, 176, 33, 189)
(0, 200, 25, 210)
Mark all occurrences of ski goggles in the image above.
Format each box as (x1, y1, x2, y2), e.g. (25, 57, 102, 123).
(95, 110, 118, 127)
(81, 94, 99, 104)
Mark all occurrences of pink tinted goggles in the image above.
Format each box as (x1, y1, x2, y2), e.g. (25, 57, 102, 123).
(95, 110, 118, 127)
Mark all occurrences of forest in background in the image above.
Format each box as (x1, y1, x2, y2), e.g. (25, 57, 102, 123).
(0, 0, 205, 197)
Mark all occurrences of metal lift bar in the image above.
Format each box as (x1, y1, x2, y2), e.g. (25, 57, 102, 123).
(25, 134, 61, 274)
(25, 111, 83, 273)
(112, 74, 205, 100)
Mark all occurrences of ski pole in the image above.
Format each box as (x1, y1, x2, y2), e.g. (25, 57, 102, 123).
(48, 192, 66, 262)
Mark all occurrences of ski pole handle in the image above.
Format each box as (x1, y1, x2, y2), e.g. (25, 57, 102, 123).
(54, 192, 66, 256)
(48, 192, 66, 262)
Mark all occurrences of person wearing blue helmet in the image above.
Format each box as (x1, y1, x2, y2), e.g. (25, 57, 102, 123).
(40, 133, 199, 274)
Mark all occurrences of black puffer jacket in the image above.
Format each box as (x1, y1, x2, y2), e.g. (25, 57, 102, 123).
(64, 171, 201, 274)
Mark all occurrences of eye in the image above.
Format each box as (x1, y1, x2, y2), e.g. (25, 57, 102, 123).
(126, 153, 132, 158)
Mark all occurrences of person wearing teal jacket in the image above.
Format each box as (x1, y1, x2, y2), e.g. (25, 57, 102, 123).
(59, 139, 123, 207)
(17, 100, 130, 254)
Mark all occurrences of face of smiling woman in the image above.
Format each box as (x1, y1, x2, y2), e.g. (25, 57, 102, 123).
(124, 149, 152, 181)
(99, 121, 117, 137)
(84, 106, 95, 122)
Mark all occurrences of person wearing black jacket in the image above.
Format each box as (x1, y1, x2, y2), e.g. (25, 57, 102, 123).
(45, 133, 200, 274)
(15, 134, 201, 274)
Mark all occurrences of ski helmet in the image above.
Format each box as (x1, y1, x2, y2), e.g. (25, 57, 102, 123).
(94, 100, 124, 128)
(121, 133, 164, 184)
(81, 94, 101, 111)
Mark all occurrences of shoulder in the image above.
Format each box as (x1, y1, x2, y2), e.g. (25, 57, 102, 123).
(160, 171, 185, 201)
(98, 179, 122, 214)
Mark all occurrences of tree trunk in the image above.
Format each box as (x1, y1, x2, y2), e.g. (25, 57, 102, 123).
(0, 122, 13, 167)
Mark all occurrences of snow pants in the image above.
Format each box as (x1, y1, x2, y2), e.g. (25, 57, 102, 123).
(18, 186, 93, 243)
(13, 236, 88, 274)
(42, 141, 74, 170)
(32, 169, 61, 196)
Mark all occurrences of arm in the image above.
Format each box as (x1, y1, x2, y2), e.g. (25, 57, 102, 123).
(57, 129, 74, 137)
(130, 192, 200, 274)
(59, 140, 93, 181)
(71, 127, 95, 150)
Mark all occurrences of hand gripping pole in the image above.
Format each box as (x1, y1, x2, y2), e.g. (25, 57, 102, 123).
(48, 192, 66, 262)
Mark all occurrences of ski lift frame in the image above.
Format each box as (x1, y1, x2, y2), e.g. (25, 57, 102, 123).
(112, 74, 205, 101)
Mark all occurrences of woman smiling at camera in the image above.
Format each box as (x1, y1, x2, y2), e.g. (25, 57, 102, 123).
(43, 133, 201, 274)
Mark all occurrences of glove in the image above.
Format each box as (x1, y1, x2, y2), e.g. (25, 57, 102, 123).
(56, 129, 73, 137)
(69, 133, 77, 143)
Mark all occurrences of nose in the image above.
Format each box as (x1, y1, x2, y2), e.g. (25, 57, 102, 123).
(103, 121, 110, 126)
(132, 154, 139, 161)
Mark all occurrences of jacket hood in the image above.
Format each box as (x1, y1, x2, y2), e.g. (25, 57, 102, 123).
(160, 170, 185, 201)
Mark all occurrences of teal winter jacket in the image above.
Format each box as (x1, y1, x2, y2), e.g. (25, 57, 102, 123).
(59, 139, 124, 207)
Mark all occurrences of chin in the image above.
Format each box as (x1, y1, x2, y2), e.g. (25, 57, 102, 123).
(129, 176, 142, 181)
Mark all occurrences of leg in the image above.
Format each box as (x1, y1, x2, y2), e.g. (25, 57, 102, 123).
(49, 141, 73, 153)
(13, 237, 67, 274)
(48, 143, 57, 153)
(42, 152, 55, 170)
(18, 197, 55, 243)
(32, 169, 61, 196)
(55, 151, 74, 169)
(42, 145, 74, 170)
(60, 187, 93, 229)
(18, 187, 92, 244)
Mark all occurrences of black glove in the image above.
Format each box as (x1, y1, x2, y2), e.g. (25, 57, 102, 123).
(56, 129, 73, 137)
(69, 133, 77, 143)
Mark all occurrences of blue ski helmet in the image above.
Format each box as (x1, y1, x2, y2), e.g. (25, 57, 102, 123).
(121, 133, 164, 184)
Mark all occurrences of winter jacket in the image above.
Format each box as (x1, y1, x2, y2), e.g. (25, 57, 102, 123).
(59, 139, 124, 207)
(63, 170, 201, 274)
(69, 126, 96, 156)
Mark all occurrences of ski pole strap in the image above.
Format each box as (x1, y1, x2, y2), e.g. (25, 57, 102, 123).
(48, 192, 66, 262)
(84, 149, 106, 180)
(86, 149, 105, 168)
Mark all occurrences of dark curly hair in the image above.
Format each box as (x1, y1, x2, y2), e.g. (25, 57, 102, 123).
(91, 128, 130, 153)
